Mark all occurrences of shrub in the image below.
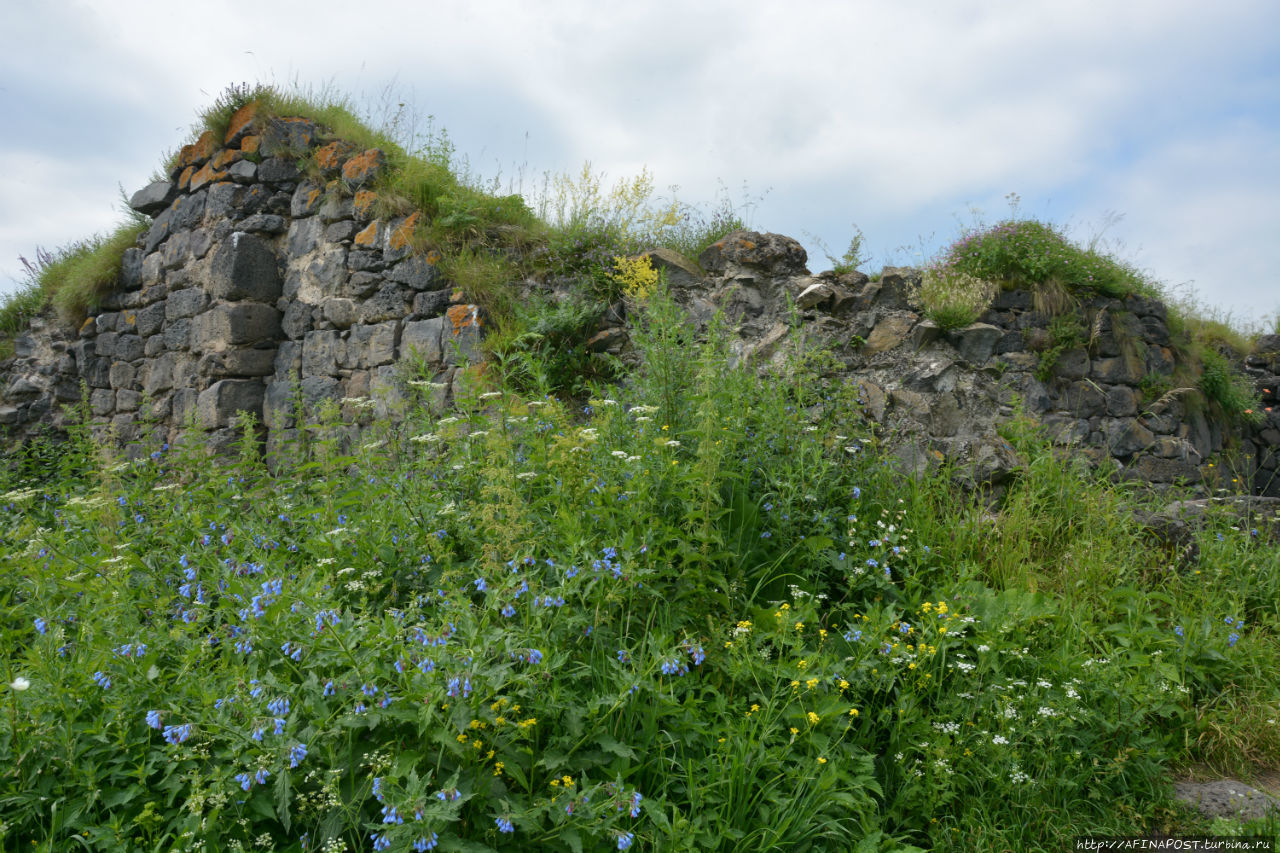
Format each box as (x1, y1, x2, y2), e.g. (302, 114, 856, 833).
(911, 265, 997, 330)
(1198, 347, 1264, 425)
(940, 218, 1156, 299)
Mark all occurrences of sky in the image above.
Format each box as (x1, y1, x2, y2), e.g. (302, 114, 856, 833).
(2, 0, 1277, 324)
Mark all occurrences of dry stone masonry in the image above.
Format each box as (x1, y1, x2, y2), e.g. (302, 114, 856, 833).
(1, 105, 1278, 497)
(0, 104, 484, 457)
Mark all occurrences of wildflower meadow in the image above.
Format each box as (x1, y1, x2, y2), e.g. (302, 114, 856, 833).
(2, 276, 1277, 852)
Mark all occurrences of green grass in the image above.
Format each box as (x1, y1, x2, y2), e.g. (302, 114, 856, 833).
(1, 283, 1277, 851)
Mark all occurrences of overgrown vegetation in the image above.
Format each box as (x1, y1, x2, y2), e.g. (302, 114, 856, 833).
(1, 277, 1277, 851)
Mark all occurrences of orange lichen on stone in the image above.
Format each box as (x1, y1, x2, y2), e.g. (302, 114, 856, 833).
(354, 221, 382, 247)
(353, 189, 379, 220)
(314, 141, 354, 173)
(177, 130, 218, 168)
(240, 135, 260, 154)
(189, 162, 227, 192)
(224, 102, 261, 146)
(211, 149, 242, 170)
(426, 249, 443, 265)
(738, 239, 756, 250)
(341, 148, 386, 187)
(79, 317, 95, 335)
(177, 165, 196, 191)
(388, 212, 421, 251)
(447, 304, 482, 332)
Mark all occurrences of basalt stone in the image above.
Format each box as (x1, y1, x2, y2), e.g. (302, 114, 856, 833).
(291, 180, 324, 217)
(96, 313, 121, 335)
(143, 336, 165, 357)
(120, 247, 144, 291)
(320, 193, 354, 223)
(193, 303, 281, 351)
(258, 157, 301, 183)
(115, 389, 142, 412)
(347, 249, 385, 272)
(141, 354, 175, 394)
(142, 251, 165, 287)
(90, 388, 115, 416)
(281, 300, 312, 340)
(166, 287, 209, 320)
(287, 217, 325, 258)
(144, 207, 172, 253)
(115, 335, 144, 363)
(263, 379, 297, 429)
(239, 214, 286, 234)
(208, 232, 282, 302)
(1105, 385, 1138, 418)
(948, 323, 1003, 365)
(991, 289, 1034, 311)
(400, 317, 443, 365)
(1103, 418, 1155, 458)
(198, 348, 277, 378)
(323, 298, 358, 330)
(699, 230, 808, 277)
(266, 192, 294, 215)
(349, 321, 399, 368)
(325, 221, 358, 243)
(204, 181, 245, 221)
(196, 379, 265, 429)
(386, 255, 444, 291)
(109, 361, 136, 389)
(171, 191, 207, 231)
(274, 340, 303, 379)
(228, 160, 257, 184)
(442, 305, 484, 366)
(1091, 356, 1143, 386)
(1053, 348, 1090, 381)
(359, 283, 410, 325)
(302, 330, 343, 377)
(1059, 381, 1106, 419)
(86, 357, 112, 388)
(260, 117, 317, 158)
(130, 181, 177, 216)
(412, 289, 450, 318)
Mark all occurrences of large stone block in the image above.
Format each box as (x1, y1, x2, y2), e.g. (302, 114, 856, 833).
(442, 305, 484, 366)
(400, 318, 442, 365)
(198, 348, 277, 378)
(208, 232, 282, 302)
(302, 330, 343, 377)
(193, 303, 282, 352)
(130, 181, 176, 216)
(348, 322, 400, 368)
(197, 379, 265, 429)
(166, 287, 210, 320)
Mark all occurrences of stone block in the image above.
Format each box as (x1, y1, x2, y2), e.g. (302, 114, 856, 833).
(401, 317, 443, 365)
(163, 318, 193, 351)
(204, 181, 244, 221)
(115, 335, 144, 363)
(90, 388, 115, 416)
(144, 336, 165, 357)
(263, 379, 296, 429)
(349, 321, 400, 368)
(1091, 356, 1143, 386)
(239, 214, 286, 234)
(287, 216, 325, 258)
(167, 287, 210, 320)
(228, 160, 257, 184)
(302, 330, 343, 377)
(259, 117, 316, 158)
(116, 389, 142, 412)
(130, 181, 176, 216)
(109, 361, 136, 389)
(948, 323, 1003, 365)
(442, 305, 484, 366)
(208, 232, 282, 302)
(325, 221, 358, 243)
(323, 298, 358, 330)
(141, 354, 175, 394)
(1103, 418, 1155, 458)
(341, 148, 386, 187)
(281, 301, 312, 340)
(257, 157, 300, 183)
(171, 192, 207, 231)
(412, 289, 450, 318)
(359, 282, 410, 324)
(197, 379, 265, 430)
(193, 303, 282, 351)
(135, 301, 167, 337)
(1105, 385, 1138, 418)
(198, 348, 277, 378)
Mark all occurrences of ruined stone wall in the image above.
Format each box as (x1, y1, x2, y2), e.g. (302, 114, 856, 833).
(1, 105, 1277, 498)
(0, 106, 485, 457)
(645, 232, 1280, 497)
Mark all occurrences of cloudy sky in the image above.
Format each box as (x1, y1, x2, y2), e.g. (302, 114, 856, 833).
(2, 0, 1277, 324)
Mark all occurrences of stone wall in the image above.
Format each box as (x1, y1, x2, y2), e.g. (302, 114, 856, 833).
(0, 104, 485, 457)
(642, 231, 1280, 497)
(1, 104, 1277, 497)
